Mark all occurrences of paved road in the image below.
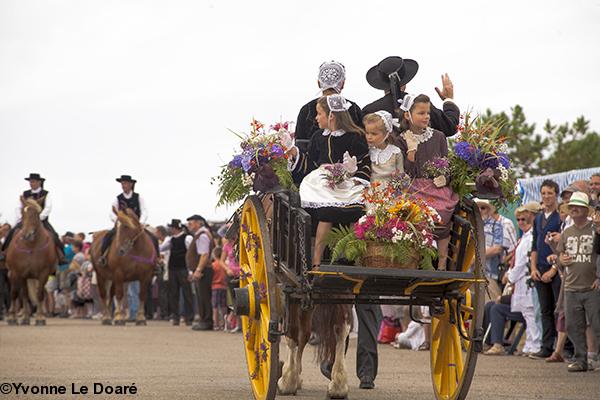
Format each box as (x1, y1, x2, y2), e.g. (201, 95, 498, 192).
(0, 319, 597, 399)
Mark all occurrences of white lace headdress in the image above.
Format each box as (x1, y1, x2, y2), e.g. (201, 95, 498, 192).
(398, 93, 417, 112)
(326, 94, 351, 112)
(374, 110, 394, 134)
(318, 61, 346, 93)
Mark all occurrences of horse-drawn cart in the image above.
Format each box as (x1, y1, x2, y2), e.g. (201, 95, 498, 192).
(233, 190, 486, 400)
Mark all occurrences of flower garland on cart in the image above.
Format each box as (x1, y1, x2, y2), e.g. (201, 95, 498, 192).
(214, 119, 296, 207)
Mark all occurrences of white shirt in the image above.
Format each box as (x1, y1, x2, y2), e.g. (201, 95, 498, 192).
(500, 215, 517, 253)
(159, 231, 192, 252)
(15, 187, 52, 224)
(508, 229, 535, 312)
(193, 227, 211, 255)
(110, 191, 148, 224)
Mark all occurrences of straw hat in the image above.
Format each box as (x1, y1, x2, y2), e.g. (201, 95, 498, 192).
(515, 201, 543, 215)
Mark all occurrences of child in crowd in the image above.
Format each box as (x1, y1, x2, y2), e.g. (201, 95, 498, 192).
(211, 246, 228, 331)
(397, 94, 458, 270)
(219, 225, 241, 333)
(287, 94, 370, 267)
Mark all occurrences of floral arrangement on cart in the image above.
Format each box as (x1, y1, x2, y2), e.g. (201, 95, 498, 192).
(327, 176, 441, 270)
(449, 114, 519, 204)
(214, 119, 296, 206)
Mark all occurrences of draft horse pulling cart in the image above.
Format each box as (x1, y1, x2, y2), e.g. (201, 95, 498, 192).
(233, 191, 486, 400)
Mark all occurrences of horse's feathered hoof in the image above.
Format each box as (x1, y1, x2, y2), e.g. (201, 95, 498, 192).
(276, 387, 297, 396)
(101, 319, 112, 326)
(35, 319, 46, 326)
(7, 319, 17, 326)
(114, 320, 126, 326)
(135, 320, 147, 326)
(20, 318, 31, 325)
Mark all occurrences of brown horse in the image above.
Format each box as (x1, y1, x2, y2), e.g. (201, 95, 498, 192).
(5, 197, 58, 325)
(90, 209, 155, 326)
(278, 304, 353, 399)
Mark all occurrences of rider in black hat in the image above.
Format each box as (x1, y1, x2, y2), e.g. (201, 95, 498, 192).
(362, 56, 460, 137)
(98, 175, 159, 267)
(0, 173, 66, 263)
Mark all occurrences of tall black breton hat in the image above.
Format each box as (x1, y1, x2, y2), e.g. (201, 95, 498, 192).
(168, 219, 183, 229)
(25, 173, 45, 181)
(116, 175, 137, 183)
(366, 56, 419, 90)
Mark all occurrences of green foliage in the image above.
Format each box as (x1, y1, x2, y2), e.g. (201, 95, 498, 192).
(540, 117, 600, 174)
(326, 225, 435, 270)
(213, 165, 249, 207)
(327, 225, 367, 262)
(481, 106, 600, 176)
(272, 159, 296, 192)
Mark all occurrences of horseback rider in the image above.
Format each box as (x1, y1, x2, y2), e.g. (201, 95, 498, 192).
(0, 173, 66, 263)
(97, 174, 159, 267)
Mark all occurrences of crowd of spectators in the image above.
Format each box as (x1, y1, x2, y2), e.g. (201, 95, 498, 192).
(0, 220, 241, 334)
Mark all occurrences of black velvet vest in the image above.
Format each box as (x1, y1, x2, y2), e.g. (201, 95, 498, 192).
(117, 192, 141, 218)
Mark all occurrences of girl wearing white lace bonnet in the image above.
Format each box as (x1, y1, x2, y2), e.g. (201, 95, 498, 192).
(363, 110, 404, 183)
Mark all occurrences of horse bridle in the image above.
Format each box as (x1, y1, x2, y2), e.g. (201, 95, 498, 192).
(117, 225, 145, 257)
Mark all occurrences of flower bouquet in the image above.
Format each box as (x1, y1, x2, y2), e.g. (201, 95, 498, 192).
(321, 163, 350, 189)
(423, 156, 451, 188)
(449, 114, 518, 203)
(214, 119, 296, 206)
(327, 182, 440, 270)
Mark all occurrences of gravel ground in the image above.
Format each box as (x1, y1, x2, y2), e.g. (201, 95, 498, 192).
(0, 319, 598, 399)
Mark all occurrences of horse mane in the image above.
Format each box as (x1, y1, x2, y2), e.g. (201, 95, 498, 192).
(117, 210, 138, 230)
(23, 197, 42, 213)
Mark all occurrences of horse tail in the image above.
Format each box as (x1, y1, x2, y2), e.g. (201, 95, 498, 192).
(312, 304, 353, 364)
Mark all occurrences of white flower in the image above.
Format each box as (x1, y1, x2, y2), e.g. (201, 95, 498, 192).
(498, 164, 509, 181)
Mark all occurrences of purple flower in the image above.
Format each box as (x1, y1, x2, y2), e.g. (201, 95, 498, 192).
(479, 153, 500, 169)
(229, 155, 243, 168)
(241, 153, 254, 173)
(433, 158, 450, 169)
(454, 141, 480, 168)
(271, 144, 284, 158)
(498, 152, 510, 168)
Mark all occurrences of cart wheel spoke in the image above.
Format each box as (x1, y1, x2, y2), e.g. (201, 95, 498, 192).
(238, 196, 279, 400)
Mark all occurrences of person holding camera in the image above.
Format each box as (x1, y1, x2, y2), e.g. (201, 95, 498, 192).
(556, 192, 600, 372)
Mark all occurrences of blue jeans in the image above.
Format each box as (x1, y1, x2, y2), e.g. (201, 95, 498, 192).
(128, 281, 140, 319)
(490, 303, 524, 345)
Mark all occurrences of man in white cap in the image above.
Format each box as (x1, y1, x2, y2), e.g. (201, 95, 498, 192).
(294, 61, 363, 153)
(555, 192, 600, 372)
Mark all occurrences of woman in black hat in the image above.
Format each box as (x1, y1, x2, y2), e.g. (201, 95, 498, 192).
(362, 56, 460, 137)
(0, 173, 65, 263)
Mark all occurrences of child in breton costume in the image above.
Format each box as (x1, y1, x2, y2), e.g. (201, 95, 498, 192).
(398, 94, 459, 270)
(285, 94, 370, 267)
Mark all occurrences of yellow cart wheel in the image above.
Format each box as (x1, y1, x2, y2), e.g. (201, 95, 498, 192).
(430, 206, 485, 400)
(237, 196, 280, 400)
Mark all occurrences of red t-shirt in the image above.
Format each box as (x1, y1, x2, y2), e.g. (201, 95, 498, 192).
(211, 260, 227, 290)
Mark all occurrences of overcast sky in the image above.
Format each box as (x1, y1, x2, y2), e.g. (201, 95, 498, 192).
(1, 0, 599, 234)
